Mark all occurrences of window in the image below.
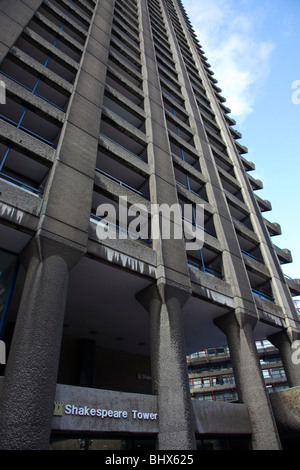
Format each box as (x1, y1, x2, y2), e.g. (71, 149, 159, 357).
(0, 249, 18, 339)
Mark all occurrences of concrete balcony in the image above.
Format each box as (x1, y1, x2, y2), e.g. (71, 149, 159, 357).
(263, 218, 282, 237)
(255, 194, 272, 212)
(42, 0, 88, 42)
(106, 66, 144, 108)
(158, 64, 181, 91)
(205, 127, 227, 154)
(199, 107, 218, 129)
(165, 109, 194, 144)
(22, 26, 80, 75)
(225, 114, 236, 126)
(233, 217, 258, 244)
(109, 49, 142, 85)
(111, 36, 141, 70)
(34, 11, 85, 59)
(7, 47, 73, 96)
(172, 152, 205, 185)
(101, 106, 147, 148)
(115, 1, 139, 32)
(285, 276, 300, 296)
(160, 76, 184, 105)
(220, 102, 231, 114)
(98, 133, 149, 178)
(230, 127, 242, 140)
(219, 168, 241, 194)
(210, 143, 230, 164)
(248, 173, 263, 190)
(112, 24, 141, 58)
(274, 245, 293, 265)
(242, 251, 270, 279)
(113, 14, 140, 46)
(0, 119, 56, 164)
(224, 189, 249, 216)
(241, 156, 255, 172)
(235, 140, 248, 155)
(104, 84, 145, 126)
(0, 178, 42, 222)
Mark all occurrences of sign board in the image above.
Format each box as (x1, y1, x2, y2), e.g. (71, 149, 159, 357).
(52, 384, 159, 434)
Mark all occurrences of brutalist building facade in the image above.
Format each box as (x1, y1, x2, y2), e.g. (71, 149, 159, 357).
(0, 0, 299, 451)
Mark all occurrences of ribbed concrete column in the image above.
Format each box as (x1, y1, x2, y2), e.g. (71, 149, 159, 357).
(0, 0, 115, 449)
(137, 281, 196, 450)
(268, 329, 300, 388)
(215, 311, 282, 450)
(0, 234, 83, 449)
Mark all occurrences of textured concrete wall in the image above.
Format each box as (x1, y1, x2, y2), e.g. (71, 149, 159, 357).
(51, 384, 159, 434)
(0, 379, 252, 437)
(192, 400, 251, 435)
(269, 386, 300, 435)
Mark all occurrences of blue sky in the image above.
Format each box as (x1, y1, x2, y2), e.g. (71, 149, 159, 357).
(183, 0, 300, 283)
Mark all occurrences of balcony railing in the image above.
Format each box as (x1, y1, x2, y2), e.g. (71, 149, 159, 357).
(99, 132, 145, 162)
(95, 168, 149, 200)
(0, 111, 59, 148)
(241, 249, 264, 264)
(90, 213, 152, 245)
(175, 179, 208, 202)
(0, 172, 44, 196)
(188, 258, 223, 280)
(252, 289, 275, 303)
(0, 72, 67, 112)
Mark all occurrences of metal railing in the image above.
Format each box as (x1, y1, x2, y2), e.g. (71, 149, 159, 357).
(241, 249, 264, 264)
(0, 72, 66, 112)
(188, 258, 223, 279)
(175, 179, 208, 202)
(0, 173, 43, 195)
(252, 289, 275, 303)
(95, 168, 149, 199)
(99, 132, 145, 162)
(0, 112, 58, 148)
(90, 213, 152, 245)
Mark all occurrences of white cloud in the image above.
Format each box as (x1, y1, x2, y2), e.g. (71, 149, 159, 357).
(183, 0, 275, 121)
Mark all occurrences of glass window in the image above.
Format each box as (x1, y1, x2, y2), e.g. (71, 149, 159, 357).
(223, 392, 233, 400)
(263, 369, 270, 378)
(270, 368, 283, 378)
(0, 249, 18, 338)
(193, 379, 201, 387)
(202, 378, 210, 387)
(215, 393, 224, 401)
(203, 394, 213, 401)
(216, 347, 225, 355)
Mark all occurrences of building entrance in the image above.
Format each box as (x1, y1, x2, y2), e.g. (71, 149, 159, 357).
(49, 434, 156, 450)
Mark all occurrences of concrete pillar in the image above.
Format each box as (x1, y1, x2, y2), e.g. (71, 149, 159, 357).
(0, 0, 113, 450)
(0, 234, 83, 450)
(137, 282, 196, 450)
(215, 311, 282, 450)
(268, 329, 300, 388)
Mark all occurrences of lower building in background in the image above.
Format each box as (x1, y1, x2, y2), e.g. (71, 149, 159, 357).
(188, 340, 289, 403)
